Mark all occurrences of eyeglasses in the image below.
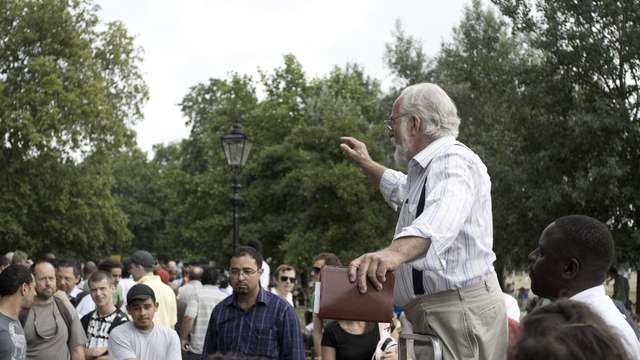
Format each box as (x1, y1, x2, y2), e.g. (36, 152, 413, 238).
(279, 276, 296, 283)
(384, 112, 412, 131)
(229, 268, 258, 277)
(311, 267, 321, 274)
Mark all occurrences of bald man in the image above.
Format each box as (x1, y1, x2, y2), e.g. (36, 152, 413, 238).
(23, 262, 86, 360)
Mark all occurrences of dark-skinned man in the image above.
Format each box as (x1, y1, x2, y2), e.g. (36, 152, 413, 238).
(528, 214, 640, 358)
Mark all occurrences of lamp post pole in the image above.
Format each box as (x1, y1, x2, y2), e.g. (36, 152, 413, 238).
(231, 173, 241, 251)
(221, 119, 253, 252)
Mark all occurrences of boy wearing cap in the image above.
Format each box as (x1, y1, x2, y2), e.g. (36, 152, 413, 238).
(107, 284, 181, 360)
(125, 250, 177, 328)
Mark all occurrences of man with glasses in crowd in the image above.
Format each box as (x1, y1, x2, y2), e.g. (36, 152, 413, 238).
(270, 264, 296, 307)
(202, 246, 304, 359)
(340, 83, 507, 359)
(24, 262, 86, 360)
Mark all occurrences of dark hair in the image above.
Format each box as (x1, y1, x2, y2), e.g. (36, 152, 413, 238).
(57, 258, 82, 278)
(510, 299, 630, 360)
(246, 240, 263, 253)
(609, 266, 619, 275)
(88, 271, 113, 287)
(0, 256, 9, 268)
(0, 265, 33, 296)
(98, 258, 123, 272)
(231, 246, 263, 269)
(202, 266, 218, 286)
(313, 252, 342, 266)
(554, 215, 614, 282)
(216, 267, 229, 288)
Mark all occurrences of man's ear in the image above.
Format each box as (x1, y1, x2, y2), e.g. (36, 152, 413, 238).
(409, 114, 422, 134)
(562, 258, 580, 279)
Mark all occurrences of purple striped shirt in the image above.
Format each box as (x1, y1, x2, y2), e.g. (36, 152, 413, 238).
(202, 287, 304, 359)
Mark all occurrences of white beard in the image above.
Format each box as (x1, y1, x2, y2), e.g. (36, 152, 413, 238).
(393, 123, 411, 167)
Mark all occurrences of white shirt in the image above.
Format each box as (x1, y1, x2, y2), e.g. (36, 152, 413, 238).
(503, 293, 521, 321)
(260, 261, 271, 289)
(571, 285, 640, 359)
(269, 287, 294, 307)
(177, 280, 202, 304)
(184, 285, 228, 354)
(76, 293, 96, 318)
(380, 136, 496, 306)
(108, 322, 181, 360)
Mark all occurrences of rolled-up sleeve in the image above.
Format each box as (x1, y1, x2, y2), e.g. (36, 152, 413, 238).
(394, 152, 475, 270)
(379, 169, 407, 211)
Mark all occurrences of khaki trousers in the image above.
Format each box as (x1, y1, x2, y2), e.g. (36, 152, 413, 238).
(402, 272, 508, 360)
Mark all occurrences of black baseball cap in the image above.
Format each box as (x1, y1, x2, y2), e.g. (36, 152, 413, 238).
(127, 283, 156, 304)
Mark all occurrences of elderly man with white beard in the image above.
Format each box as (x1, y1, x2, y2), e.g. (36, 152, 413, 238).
(339, 83, 507, 360)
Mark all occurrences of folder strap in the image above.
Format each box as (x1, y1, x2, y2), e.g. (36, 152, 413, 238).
(412, 173, 428, 296)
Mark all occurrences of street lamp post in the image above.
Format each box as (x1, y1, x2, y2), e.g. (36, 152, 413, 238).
(221, 119, 253, 251)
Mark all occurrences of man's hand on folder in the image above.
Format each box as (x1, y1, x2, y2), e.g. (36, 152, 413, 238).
(348, 236, 431, 293)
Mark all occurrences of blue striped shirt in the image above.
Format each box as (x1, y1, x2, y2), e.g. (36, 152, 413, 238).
(202, 287, 304, 359)
(380, 136, 496, 306)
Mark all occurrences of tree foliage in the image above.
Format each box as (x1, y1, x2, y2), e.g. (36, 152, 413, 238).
(0, 0, 147, 257)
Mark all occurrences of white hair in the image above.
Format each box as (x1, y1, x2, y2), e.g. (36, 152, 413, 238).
(395, 83, 460, 139)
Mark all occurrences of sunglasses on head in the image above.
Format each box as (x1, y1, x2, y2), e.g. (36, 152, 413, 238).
(279, 276, 296, 283)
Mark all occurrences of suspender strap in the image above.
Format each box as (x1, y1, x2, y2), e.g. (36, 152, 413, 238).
(412, 175, 428, 296)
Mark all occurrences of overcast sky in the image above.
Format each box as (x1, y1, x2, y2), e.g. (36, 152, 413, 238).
(96, 0, 471, 154)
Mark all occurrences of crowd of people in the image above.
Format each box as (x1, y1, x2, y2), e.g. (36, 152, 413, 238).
(2, 82, 640, 360)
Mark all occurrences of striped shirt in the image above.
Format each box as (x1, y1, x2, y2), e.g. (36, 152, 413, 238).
(184, 285, 228, 354)
(202, 287, 304, 359)
(380, 136, 496, 306)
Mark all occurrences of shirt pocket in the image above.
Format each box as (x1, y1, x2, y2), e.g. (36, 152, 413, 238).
(253, 327, 278, 357)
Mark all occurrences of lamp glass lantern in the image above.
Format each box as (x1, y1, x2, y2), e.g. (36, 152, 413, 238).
(221, 124, 253, 170)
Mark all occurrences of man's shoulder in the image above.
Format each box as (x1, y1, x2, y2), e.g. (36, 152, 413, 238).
(109, 321, 133, 337)
(262, 289, 294, 311)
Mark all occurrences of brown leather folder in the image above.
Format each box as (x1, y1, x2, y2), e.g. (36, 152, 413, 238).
(317, 265, 395, 323)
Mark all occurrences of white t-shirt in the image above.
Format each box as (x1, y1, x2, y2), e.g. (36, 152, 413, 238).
(571, 285, 640, 359)
(107, 322, 181, 360)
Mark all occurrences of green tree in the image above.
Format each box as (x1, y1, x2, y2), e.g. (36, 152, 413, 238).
(0, 0, 148, 256)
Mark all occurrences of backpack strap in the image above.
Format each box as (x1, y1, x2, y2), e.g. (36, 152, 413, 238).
(53, 296, 74, 347)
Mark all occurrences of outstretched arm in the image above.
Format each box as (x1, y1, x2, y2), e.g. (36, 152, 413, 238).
(339, 137, 388, 185)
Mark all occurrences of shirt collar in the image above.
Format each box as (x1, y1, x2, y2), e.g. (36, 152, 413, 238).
(410, 136, 456, 169)
(227, 286, 269, 310)
(570, 285, 605, 301)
